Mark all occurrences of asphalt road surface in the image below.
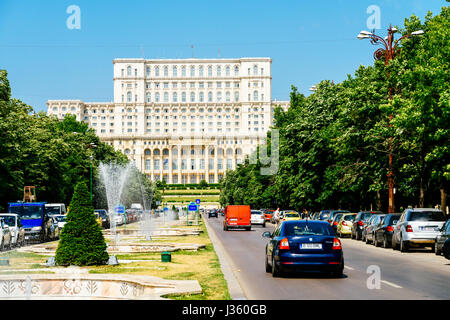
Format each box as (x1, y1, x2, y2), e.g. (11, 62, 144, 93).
(205, 215, 450, 300)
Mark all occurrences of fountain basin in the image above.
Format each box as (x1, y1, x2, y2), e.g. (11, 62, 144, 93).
(0, 274, 201, 299)
(104, 228, 202, 237)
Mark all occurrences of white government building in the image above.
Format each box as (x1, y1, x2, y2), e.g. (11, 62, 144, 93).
(47, 57, 289, 184)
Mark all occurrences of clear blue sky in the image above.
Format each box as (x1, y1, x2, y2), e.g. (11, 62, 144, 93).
(0, 0, 446, 112)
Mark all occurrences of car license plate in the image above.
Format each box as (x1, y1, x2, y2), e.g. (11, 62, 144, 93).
(25, 236, 30, 240)
(422, 226, 436, 231)
(300, 243, 322, 249)
(230, 218, 237, 221)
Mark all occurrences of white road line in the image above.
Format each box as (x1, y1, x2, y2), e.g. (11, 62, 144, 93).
(381, 280, 403, 289)
(344, 266, 355, 270)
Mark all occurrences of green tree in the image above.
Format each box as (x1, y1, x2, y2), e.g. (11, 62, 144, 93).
(55, 181, 109, 266)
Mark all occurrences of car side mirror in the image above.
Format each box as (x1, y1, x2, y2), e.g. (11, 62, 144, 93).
(262, 231, 272, 238)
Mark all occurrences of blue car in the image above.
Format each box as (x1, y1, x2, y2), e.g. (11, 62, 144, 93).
(263, 220, 344, 277)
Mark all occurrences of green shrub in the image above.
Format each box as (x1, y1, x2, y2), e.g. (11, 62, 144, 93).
(55, 181, 109, 266)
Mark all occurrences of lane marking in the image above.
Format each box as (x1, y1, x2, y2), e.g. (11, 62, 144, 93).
(381, 280, 403, 289)
(344, 266, 355, 270)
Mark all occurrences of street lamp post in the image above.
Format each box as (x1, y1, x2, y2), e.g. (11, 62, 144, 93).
(87, 143, 97, 202)
(358, 25, 424, 213)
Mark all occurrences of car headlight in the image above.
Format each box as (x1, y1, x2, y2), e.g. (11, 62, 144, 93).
(31, 226, 42, 231)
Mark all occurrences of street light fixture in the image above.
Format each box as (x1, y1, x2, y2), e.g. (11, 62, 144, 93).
(309, 85, 317, 92)
(357, 25, 425, 213)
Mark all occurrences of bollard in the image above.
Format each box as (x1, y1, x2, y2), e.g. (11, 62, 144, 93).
(161, 251, 171, 262)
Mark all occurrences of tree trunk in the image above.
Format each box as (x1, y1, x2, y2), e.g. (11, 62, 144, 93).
(441, 188, 447, 215)
(419, 177, 425, 208)
(376, 190, 382, 211)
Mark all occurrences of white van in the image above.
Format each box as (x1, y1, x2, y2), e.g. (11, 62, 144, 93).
(45, 203, 67, 216)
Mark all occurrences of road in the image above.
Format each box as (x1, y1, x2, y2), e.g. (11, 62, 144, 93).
(205, 216, 450, 300)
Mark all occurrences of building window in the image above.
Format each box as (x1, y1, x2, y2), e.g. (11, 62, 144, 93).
(218, 159, 223, 170)
(163, 159, 169, 170)
(127, 66, 132, 76)
(164, 92, 169, 102)
(208, 66, 212, 77)
(190, 159, 196, 170)
(172, 175, 178, 183)
(253, 90, 258, 101)
(217, 66, 221, 77)
(146, 67, 150, 77)
(181, 159, 187, 170)
(234, 66, 239, 76)
(226, 91, 230, 102)
(209, 174, 215, 183)
(199, 66, 204, 76)
(164, 66, 168, 76)
(227, 159, 232, 170)
(145, 160, 151, 170)
(173, 92, 178, 102)
(226, 66, 230, 76)
(200, 159, 205, 170)
(154, 159, 160, 170)
(172, 159, 178, 170)
(190, 92, 195, 102)
(234, 92, 239, 102)
(199, 92, 204, 102)
(173, 66, 177, 77)
(217, 92, 222, 102)
(146, 93, 151, 103)
(253, 65, 258, 75)
(209, 159, 214, 170)
(190, 66, 195, 77)
(155, 66, 160, 76)
(182, 92, 186, 102)
(127, 92, 132, 102)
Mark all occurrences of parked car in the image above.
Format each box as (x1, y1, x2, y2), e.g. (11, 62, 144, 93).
(45, 203, 67, 216)
(392, 208, 447, 252)
(435, 219, 450, 258)
(262, 209, 274, 222)
(48, 216, 61, 240)
(263, 220, 344, 278)
(331, 213, 345, 234)
(0, 214, 24, 248)
(223, 205, 251, 231)
(373, 214, 401, 248)
(280, 212, 301, 222)
(362, 214, 383, 242)
(351, 211, 383, 240)
(53, 215, 67, 230)
(251, 210, 266, 227)
(95, 209, 110, 229)
(0, 218, 12, 251)
(327, 210, 351, 225)
(311, 212, 320, 220)
(318, 210, 331, 221)
(365, 214, 385, 244)
(94, 212, 103, 227)
(336, 213, 356, 238)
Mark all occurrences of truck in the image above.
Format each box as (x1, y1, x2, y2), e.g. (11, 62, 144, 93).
(223, 205, 251, 231)
(45, 203, 67, 216)
(8, 202, 52, 243)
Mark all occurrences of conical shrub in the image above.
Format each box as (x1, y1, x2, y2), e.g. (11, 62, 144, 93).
(55, 181, 109, 266)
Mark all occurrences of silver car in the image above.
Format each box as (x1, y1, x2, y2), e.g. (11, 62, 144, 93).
(0, 214, 25, 247)
(392, 208, 447, 252)
(251, 210, 266, 227)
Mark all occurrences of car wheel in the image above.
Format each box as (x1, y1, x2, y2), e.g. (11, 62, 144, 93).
(272, 256, 281, 278)
(223, 225, 228, 231)
(374, 235, 379, 247)
(265, 252, 272, 273)
(262, 223, 266, 228)
(365, 233, 370, 244)
(435, 243, 441, 256)
(430, 243, 435, 253)
(355, 231, 360, 240)
(400, 237, 408, 252)
(351, 231, 355, 239)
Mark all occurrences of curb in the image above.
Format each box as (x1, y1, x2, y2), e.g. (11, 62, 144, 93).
(203, 216, 247, 300)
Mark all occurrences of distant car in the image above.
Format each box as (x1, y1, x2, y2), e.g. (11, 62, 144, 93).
(392, 208, 447, 252)
(362, 214, 382, 242)
(330, 213, 345, 234)
(263, 220, 344, 278)
(0, 218, 12, 251)
(351, 211, 383, 240)
(435, 220, 450, 258)
(251, 210, 266, 227)
(45, 203, 67, 216)
(53, 215, 67, 229)
(0, 214, 25, 248)
(318, 210, 331, 221)
(48, 216, 62, 240)
(208, 210, 218, 218)
(327, 210, 351, 225)
(336, 213, 356, 238)
(263, 209, 274, 222)
(373, 214, 400, 248)
(95, 209, 110, 229)
(94, 212, 103, 227)
(364, 214, 385, 244)
(280, 212, 301, 222)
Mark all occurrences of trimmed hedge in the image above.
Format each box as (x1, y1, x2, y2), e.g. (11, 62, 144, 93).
(55, 181, 109, 266)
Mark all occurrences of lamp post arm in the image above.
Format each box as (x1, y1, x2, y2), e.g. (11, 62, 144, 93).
(369, 34, 388, 50)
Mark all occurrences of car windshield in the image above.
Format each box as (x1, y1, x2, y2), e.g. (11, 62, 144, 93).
(46, 206, 61, 215)
(54, 216, 66, 222)
(283, 222, 333, 236)
(17, 206, 43, 219)
(344, 215, 355, 221)
(285, 213, 299, 218)
(409, 211, 445, 222)
(334, 214, 343, 221)
(95, 210, 108, 219)
(361, 213, 373, 221)
(251, 211, 263, 215)
(0, 216, 15, 226)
